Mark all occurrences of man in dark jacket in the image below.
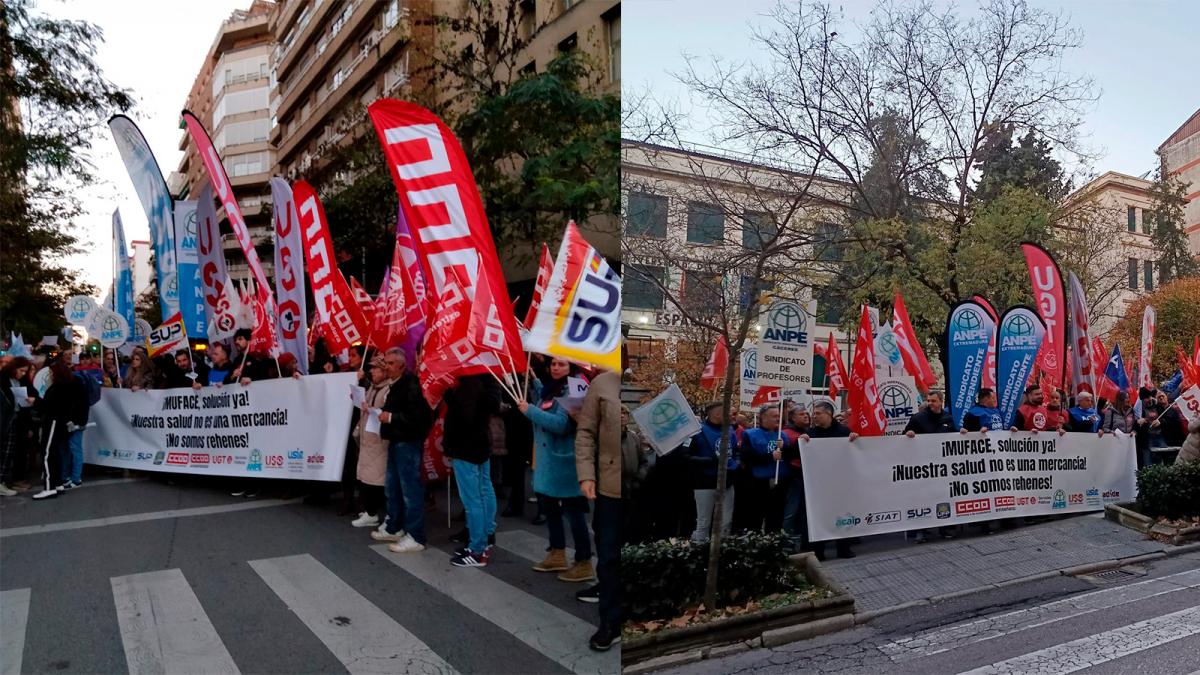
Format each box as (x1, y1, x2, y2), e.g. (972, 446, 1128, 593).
(798, 401, 854, 559)
(904, 392, 960, 436)
(447, 374, 501, 567)
(686, 402, 739, 544)
(962, 388, 1004, 432)
(161, 349, 208, 390)
(376, 348, 434, 553)
(33, 358, 89, 499)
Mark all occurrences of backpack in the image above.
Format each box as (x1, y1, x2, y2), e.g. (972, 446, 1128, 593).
(77, 372, 102, 407)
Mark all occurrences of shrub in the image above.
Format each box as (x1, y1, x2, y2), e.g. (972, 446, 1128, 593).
(1135, 461, 1200, 520)
(620, 532, 805, 621)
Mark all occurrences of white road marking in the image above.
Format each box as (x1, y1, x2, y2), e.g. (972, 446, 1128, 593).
(0, 588, 30, 675)
(249, 554, 454, 674)
(111, 568, 240, 675)
(371, 545, 616, 674)
(0, 497, 303, 538)
(957, 605, 1200, 674)
(881, 568, 1200, 660)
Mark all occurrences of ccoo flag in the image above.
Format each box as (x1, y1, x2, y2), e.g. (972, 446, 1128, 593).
(995, 306, 1046, 428)
(847, 305, 886, 436)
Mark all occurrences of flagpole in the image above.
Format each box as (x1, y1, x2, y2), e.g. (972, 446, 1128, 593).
(773, 395, 784, 486)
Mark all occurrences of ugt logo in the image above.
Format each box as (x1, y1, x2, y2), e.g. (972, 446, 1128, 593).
(763, 301, 808, 344)
(563, 253, 620, 353)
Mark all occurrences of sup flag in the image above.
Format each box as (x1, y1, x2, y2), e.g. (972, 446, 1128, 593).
(524, 243, 554, 328)
(367, 99, 524, 376)
(701, 335, 729, 391)
(522, 222, 622, 371)
(147, 313, 188, 358)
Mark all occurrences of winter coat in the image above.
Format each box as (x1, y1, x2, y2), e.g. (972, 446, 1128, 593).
(443, 375, 499, 465)
(525, 378, 581, 498)
(962, 405, 1004, 431)
(1100, 406, 1135, 434)
(740, 426, 791, 481)
(1175, 416, 1200, 465)
(575, 370, 622, 499)
(354, 379, 392, 486)
(686, 419, 740, 488)
(905, 408, 959, 435)
(380, 371, 433, 444)
(40, 375, 89, 432)
(1068, 406, 1100, 433)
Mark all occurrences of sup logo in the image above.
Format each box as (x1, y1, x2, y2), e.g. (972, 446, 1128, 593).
(879, 383, 914, 421)
(247, 449, 263, 472)
(563, 253, 620, 354)
(763, 302, 808, 344)
(1052, 489, 1067, 509)
(649, 399, 688, 440)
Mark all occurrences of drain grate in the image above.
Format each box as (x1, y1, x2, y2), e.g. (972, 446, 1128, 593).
(1080, 567, 1145, 584)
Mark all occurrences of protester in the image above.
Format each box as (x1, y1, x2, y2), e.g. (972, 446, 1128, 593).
(353, 354, 389, 531)
(523, 358, 593, 580)
(795, 401, 855, 558)
(777, 406, 812, 551)
(101, 349, 121, 387)
(205, 342, 237, 386)
(902, 392, 961, 542)
(574, 366, 623, 651)
(1101, 391, 1135, 435)
(162, 349, 207, 390)
(686, 402, 739, 544)
(498, 395, 534, 517)
(1046, 388, 1070, 429)
(1015, 386, 1052, 431)
(0, 356, 35, 496)
(377, 348, 433, 553)
(33, 358, 89, 499)
(1175, 416, 1200, 464)
(1144, 390, 1173, 457)
(1158, 391, 1187, 448)
(735, 404, 791, 535)
(1068, 392, 1101, 433)
(123, 348, 158, 390)
(962, 388, 1004, 431)
(448, 373, 502, 567)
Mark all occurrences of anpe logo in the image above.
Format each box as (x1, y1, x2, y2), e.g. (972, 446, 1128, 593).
(1052, 489, 1067, 509)
(865, 511, 901, 524)
(763, 301, 809, 344)
(955, 498, 991, 515)
(287, 450, 304, 460)
(190, 453, 210, 466)
(306, 454, 325, 465)
(906, 507, 933, 520)
(936, 502, 951, 519)
(247, 449, 263, 472)
(1068, 493, 1084, 505)
(995, 496, 1016, 509)
(879, 383, 914, 421)
(166, 452, 189, 466)
(834, 514, 861, 529)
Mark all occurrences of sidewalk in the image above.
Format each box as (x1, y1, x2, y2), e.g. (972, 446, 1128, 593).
(821, 513, 1185, 612)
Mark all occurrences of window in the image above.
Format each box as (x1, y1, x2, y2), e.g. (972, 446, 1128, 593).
(1142, 209, 1152, 235)
(738, 275, 771, 309)
(215, 119, 269, 150)
(212, 87, 269, 128)
(814, 221, 842, 261)
(742, 211, 776, 249)
(1128, 258, 1138, 290)
(625, 265, 665, 310)
(1144, 260, 1154, 291)
(605, 11, 620, 83)
(384, 0, 400, 29)
(519, 0, 536, 40)
(212, 54, 269, 98)
(223, 151, 268, 178)
(683, 271, 721, 315)
(557, 32, 578, 53)
(626, 191, 667, 238)
(1127, 206, 1137, 233)
(686, 202, 724, 244)
(520, 60, 536, 77)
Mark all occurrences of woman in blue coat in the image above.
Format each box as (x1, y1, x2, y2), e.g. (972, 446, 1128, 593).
(521, 357, 594, 583)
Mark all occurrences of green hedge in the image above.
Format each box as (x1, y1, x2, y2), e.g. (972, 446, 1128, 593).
(620, 532, 805, 621)
(1136, 461, 1200, 520)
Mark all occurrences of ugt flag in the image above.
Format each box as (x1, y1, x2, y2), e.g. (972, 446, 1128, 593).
(1021, 242, 1066, 390)
(271, 177, 308, 373)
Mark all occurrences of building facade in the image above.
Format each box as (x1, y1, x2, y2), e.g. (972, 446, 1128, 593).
(130, 240, 152, 298)
(174, 1, 276, 285)
(1158, 107, 1200, 255)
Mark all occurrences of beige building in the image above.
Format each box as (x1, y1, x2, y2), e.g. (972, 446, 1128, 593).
(1158, 107, 1200, 255)
(173, 0, 276, 285)
(1061, 171, 1158, 337)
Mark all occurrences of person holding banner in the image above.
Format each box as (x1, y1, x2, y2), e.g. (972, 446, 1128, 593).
(903, 392, 962, 543)
(685, 402, 739, 545)
(122, 348, 158, 391)
(203, 343, 237, 387)
(1068, 392, 1101, 433)
(159, 349, 206, 391)
(797, 401, 855, 559)
(1015, 386, 1053, 432)
(962, 388, 1004, 432)
(735, 405, 792, 535)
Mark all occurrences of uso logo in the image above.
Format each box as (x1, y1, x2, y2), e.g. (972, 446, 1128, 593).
(563, 252, 620, 353)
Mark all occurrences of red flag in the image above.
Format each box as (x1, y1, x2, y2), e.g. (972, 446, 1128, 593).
(370, 246, 408, 353)
(422, 405, 450, 482)
(248, 282, 279, 356)
(825, 333, 848, 399)
(524, 243, 553, 329)
(847, 305, 886, 436)
(349, 276, 376, 337)
(1092, 337, 1116, 401)
(700, 335, 729, 391)
(750, 385, 782, 408)
(368, 99, 525, 377)
(1021, 243, 1066, 390)
(293, 180, 368, 353)
(892, 291, 937, 391)
(1123, 358, 1137, 398)
(1194, 336, 1199, 369)
(418, 269, 474, 408)
(467, 255, 527, 375)
(1179, 346, 1200, 390)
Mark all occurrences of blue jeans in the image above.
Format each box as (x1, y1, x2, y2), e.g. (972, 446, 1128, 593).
(385, 441, 425, 544)
(453, 459, 496, 554)
(782, 475, 808, 550)
(59, 429, 83, 484)
(540, 494, 592, 560)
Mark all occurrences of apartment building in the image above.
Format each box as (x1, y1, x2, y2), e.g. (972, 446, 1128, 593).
(1158, 107, 1200, 255)
(173, 0, 276, 285)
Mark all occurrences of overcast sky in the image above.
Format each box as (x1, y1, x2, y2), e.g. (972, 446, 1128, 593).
(39, 0, 246, 300)
(623, 0, 1199, 182)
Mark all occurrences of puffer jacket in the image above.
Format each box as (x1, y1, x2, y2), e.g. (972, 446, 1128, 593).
(1175, 417, 1200, 465)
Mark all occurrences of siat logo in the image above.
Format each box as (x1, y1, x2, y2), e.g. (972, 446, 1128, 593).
(763, 302, 808, 344)
(879, 383, 914, 420)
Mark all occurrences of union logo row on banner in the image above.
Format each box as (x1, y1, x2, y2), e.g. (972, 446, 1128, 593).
(800, 430, 1137, 541)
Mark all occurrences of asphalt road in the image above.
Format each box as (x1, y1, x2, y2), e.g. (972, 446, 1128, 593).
(661, 550, 1200, 674)
(0, 469, 618, 674)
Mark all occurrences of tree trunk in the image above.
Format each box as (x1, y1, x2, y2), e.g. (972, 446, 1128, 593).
(702, 350, 739, 613)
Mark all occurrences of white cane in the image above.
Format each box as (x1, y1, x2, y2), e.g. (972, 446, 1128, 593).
(32, 420, 58, 500)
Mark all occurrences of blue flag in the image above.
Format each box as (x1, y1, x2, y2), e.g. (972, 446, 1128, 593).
(946, 300, 996, 427)
(1161, 369, 1183, 396)
(1103, 344, 1130, 393)
(995, 306, 1045, 428)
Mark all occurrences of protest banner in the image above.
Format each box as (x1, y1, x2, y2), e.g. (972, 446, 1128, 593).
(800, 430, 1136, 541)
(740, 346, 759, 409)
(83, 372, 357, 481)
(147, 313, 187, 358)
(632, 383, 702, 456)
(93, 309, 130, 348)
(756, 300, 816, 390)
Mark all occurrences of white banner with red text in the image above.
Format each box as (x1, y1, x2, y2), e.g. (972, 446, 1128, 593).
(801, 430, 1136, 541)
(83, 373, 357, 481)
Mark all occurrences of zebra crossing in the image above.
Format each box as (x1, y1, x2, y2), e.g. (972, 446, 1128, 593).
(0, 540, 617, 675)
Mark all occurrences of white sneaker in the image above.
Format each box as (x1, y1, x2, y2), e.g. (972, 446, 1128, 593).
(375, 518, 389, 533)
(387, 534, 426, 553)
(0, 485, 17, 497)
(32, 488, 59, 500)
(351, 512, 380, 528)
(371, 529, 405, 542)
